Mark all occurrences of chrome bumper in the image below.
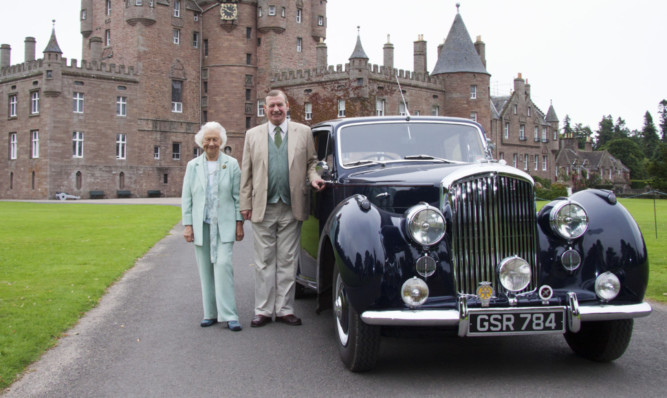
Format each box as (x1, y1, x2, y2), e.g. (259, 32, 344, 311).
(360, 294, 652, 337)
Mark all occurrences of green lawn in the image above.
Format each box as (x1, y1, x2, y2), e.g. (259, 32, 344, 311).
(0, 202, 182, 390)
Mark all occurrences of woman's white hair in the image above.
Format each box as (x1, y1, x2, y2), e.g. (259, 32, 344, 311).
(194, 121, 227, 149)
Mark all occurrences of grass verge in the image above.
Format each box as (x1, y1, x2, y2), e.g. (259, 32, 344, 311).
(0, 202, 182, 390)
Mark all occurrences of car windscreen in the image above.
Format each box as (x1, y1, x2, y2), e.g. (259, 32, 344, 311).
(338, 121, 486, 166)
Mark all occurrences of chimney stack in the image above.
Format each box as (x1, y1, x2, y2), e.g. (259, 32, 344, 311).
(25, 37, 36, 62)
(413, 34, 427, 75)
(0, 44, 11, 68)
(383, 35, 394, 71)
(316, 38, 327, 72)
(474, 35, 486, 68)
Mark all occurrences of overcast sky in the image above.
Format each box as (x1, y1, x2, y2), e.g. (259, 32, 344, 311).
(1, 0, 665, 133)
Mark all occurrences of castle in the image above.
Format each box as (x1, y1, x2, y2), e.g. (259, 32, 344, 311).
(2, 0, 572, 199)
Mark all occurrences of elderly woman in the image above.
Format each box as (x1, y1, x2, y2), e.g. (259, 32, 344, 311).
(182, 121, 244, 331)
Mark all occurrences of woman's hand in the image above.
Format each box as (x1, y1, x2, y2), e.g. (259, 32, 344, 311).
(235, 221, 244, 241)
(184, 225, 194, 242)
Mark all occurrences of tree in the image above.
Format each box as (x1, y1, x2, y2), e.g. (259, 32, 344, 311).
(647, 143, 667, 191)
(613, 117, 630, 140)
(658, 99, 667, 143)
(602, 138, 647, 180)
(562, 115, 574, 137)
(573, 123, 593, 150)
(640, 111, 660, 160)
(595, 115, 614, 149)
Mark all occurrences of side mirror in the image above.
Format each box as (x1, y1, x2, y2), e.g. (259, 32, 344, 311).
(316, 161, 331, 179)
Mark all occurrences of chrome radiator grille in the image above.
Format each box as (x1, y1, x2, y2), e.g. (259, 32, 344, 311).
(447, 173, 538, 295)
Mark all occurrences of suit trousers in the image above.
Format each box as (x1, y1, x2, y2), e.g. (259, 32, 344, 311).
(252, 202, 302, 317)
(193, 223, 239, 322)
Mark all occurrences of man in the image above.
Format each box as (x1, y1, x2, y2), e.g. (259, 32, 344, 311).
(240, 90, 325, 327)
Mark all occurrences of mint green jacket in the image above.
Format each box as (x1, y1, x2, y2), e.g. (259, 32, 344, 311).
(181, 153, 243, 246)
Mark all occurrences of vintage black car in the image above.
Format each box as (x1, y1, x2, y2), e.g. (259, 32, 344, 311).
(296, 115, 652, 372)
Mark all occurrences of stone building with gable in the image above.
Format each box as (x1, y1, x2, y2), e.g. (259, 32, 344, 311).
(2, 1, 563, 200)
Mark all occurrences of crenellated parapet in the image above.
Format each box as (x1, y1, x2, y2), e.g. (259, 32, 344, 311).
(270, 62, 444, 91)
(0, 57, 138, 83)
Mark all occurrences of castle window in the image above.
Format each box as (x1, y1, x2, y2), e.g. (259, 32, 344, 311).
(105, 30, 111, 46)
(376, 100, 385, 116)
(470, 112, 477, 122)
(9, 94, 17, 117)
(73, 132, 84, 158)
(296, 37, 302, 53)
(81, 9, 87, 20)
(172, 142, 181, 160)
(116, 134, 127, 160)
(116, 96, 127, 117)
(173, 0, 181, 18)
(470, 85, 477, 99)
(31, 171, 35, 190)
(281, 7, 286, 17)
(171, 80, 183, 113)
(73, 92, 84, 113)
(246, 117, 251, 129)
(542, 156, 548, 171)
(534, 126, 539, 141)
(9, 133, 17, 160)
(542, 127, 548, 142)
(338, 100, 346, 117)
(246, 53, 252, 65)
(318, 16, 324, 26)
(106, 0, 111, 16)
(246, 27, 252, 39)
(257, 100, 265, 117)
(268, 6, 276, 16)
(203, 81, 208, 93)
(135, 0, 143, 6)
(154, 145, 160, 160)
(431, 105, 439, 116)
(527, 106, 531, 116)
(31, 130, 39, 158)
(173, 29, 180, 45)
(296, 8, 302, 23)
(10, 172, 13, 189)
(399, 102, 407, 116)
(245, 75, 253, 86)
(193, 32, 199, 48)
(258, 7, 262, 17)
(524, 154, 528, 170)
(504, 122, 509, 139)
(194, 13, 199, 22)
(519, 124, 525, 140)
(204, 39, 208, 56)
(245, 89, 251, 101)
(119, 172, 125, 189)
(534, 156, 538, 171)
(513, 154, 517, 168)
(76, 171, 82, 189)
(202, 111, 207, 122)
(553, 129, 557, 141)
(163, 173, 168, 184)
(513, 104, 518, 114)
(305, 102, 312, 120)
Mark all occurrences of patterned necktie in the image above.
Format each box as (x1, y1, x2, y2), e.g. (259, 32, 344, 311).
(274, 126, 282, 147)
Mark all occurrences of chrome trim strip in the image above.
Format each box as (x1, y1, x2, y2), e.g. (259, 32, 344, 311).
(360, 302, 652, 328)
(578, 302, 652, 321)
(567, 292, 581, 333)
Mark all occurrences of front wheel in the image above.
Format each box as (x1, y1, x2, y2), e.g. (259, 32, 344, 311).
(333, 266, 380, 372)
(564, 319, 634, 362)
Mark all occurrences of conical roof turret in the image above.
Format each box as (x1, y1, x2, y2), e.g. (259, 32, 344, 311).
(349, 27, 369, 60)
(432, 6, 488, 75)
(546, 102, 559, 122)
(43, 21, 63, 54)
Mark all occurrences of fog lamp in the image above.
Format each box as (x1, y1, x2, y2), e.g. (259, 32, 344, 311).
(498, 256, 532, 292)
(561, 249, 582, 271)
(595, 271, 621, 301)
(401, 277, 429, 307)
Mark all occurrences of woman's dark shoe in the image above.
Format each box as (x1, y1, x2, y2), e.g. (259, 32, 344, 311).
(200, 319, 218, 327)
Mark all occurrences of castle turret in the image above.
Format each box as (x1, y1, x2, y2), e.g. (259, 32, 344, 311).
(124, 0, 156, 26)
(383, 35, 394, 71)
(310, 0, 326, 41)
(257, 0, 287, 33)
(348, 28, 369, 98)
(413, 34, 427, 75)
(80, 0, 93, 37)
(25, 37, 36, 62)
(42, 23, 63, 97)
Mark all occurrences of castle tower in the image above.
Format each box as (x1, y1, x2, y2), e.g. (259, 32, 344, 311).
(348, 27, 369, 98)
(432, 5, 490, 132)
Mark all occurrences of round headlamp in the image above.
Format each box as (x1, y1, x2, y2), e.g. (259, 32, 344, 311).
(498, 256, 532, 292)
(401, 277, 429, 307)
(595, 271, 621, 301)
(549, 201, 589, 240)
(405, 204, 445, 246)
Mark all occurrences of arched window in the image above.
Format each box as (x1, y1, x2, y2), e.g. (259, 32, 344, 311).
(119, 172, 125, 189)
(76, 171, 82, 190)
(31, 171, 36, 190)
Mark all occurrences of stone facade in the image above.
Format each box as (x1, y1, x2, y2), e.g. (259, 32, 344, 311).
(1, 1, 561, 199)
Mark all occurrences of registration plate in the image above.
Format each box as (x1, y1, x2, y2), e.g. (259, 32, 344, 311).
(467, 307, 565, 336)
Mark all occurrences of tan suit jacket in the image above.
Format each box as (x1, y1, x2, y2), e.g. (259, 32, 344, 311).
(240, 121, 319, 223)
